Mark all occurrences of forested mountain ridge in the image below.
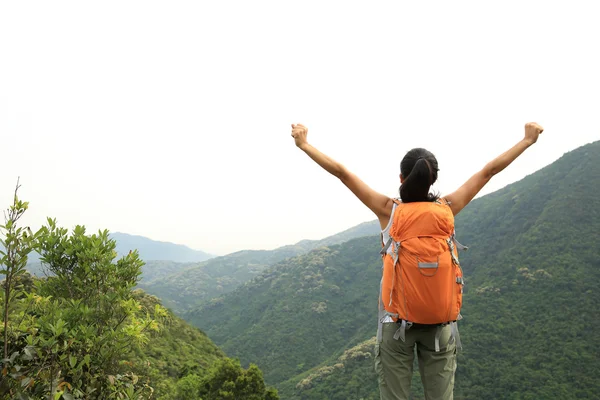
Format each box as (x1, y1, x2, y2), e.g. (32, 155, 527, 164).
(140, 220, 379, 313)
(128, 290, 279, 399)
(186, 237, 382, 384)
(186, 140, 600, 399)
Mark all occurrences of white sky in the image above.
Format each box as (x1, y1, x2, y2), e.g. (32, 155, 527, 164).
(1, 1, 598, 255)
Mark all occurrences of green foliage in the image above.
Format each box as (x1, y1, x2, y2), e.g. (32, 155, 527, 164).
(137, 260, 200, 285)
(1, 200, 164, 398)
(127, 290, 225, 398)
(0, 182, 42, 363)
(185, 141, 600, 399)
(165, 358, 279, 400)
(0, 186, 276, 400)
(128, 291, 281, 399)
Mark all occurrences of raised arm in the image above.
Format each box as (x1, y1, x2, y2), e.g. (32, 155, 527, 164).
(291, 124, 393, 226)
(445, 122, 544, 216)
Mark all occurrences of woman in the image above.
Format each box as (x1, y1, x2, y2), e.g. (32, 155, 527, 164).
(290, 122, 544, 400)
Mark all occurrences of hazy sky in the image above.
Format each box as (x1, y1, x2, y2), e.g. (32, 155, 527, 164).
(1, 1, 598, 255)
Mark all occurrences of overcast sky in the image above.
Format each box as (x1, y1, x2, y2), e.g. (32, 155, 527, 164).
(1, 1, 598, 255)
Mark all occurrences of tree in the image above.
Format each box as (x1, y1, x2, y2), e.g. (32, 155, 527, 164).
(168, 358, 279, 400)
(199, 358, 279, 400)
(0, 184, 167, 399)
(0, 181, 40, 361)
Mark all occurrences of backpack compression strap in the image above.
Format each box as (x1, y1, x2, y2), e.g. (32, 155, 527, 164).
(377, 201, 400, 343)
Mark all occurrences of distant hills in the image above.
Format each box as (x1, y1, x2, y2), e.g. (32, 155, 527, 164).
(138, 220, 380, 313)
(183, 140, 600, 399)
(110, 232, 214, 263)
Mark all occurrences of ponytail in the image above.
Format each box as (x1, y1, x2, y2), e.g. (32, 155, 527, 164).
(399, 149, 439, 203)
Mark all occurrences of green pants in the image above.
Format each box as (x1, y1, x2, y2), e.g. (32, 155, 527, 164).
(375, 322, 457, 400)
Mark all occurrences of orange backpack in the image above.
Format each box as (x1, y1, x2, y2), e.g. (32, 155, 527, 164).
(377, 198, 467, 351)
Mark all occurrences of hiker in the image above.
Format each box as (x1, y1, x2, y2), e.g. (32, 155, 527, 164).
(290, 122, 544, 400)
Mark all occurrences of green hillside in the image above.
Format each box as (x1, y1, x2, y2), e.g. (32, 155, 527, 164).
(139, 260, 200, 285)
(186, 238, 382, 384)
(128, 290, 225, 396)
(142, 220, 379, 313)
(186, 141, 600, 399)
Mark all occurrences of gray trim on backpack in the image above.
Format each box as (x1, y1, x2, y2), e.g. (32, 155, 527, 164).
(380, 237, 393, 256)
(450, 321, 463, 351)
(435, 326, 442, 352)
(377, 274, 399, 342)
(393, 319, 412, 342)
(452, 233, 468, 251)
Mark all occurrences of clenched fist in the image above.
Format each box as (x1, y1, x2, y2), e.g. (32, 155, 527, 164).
(291, 124, 308, 148)
(524, 122, 544, 145)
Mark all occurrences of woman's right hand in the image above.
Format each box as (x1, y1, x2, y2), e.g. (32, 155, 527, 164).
(446, 121, 545, 216)
(524, 122, 544, 145)
(291, 124, 308, 149)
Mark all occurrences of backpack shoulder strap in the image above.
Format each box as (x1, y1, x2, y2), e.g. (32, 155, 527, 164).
(380, 200, 400, 255)
(436, 197, 452, 206)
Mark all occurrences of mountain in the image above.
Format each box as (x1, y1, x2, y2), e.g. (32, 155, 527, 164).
(110, 232, 214, 263)
(140, 220, 380, 313)
(290, 220, 380, 249)
(185, 141, 600, 399)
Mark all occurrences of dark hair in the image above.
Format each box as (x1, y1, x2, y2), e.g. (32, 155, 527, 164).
(399, 148, 439, 203)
